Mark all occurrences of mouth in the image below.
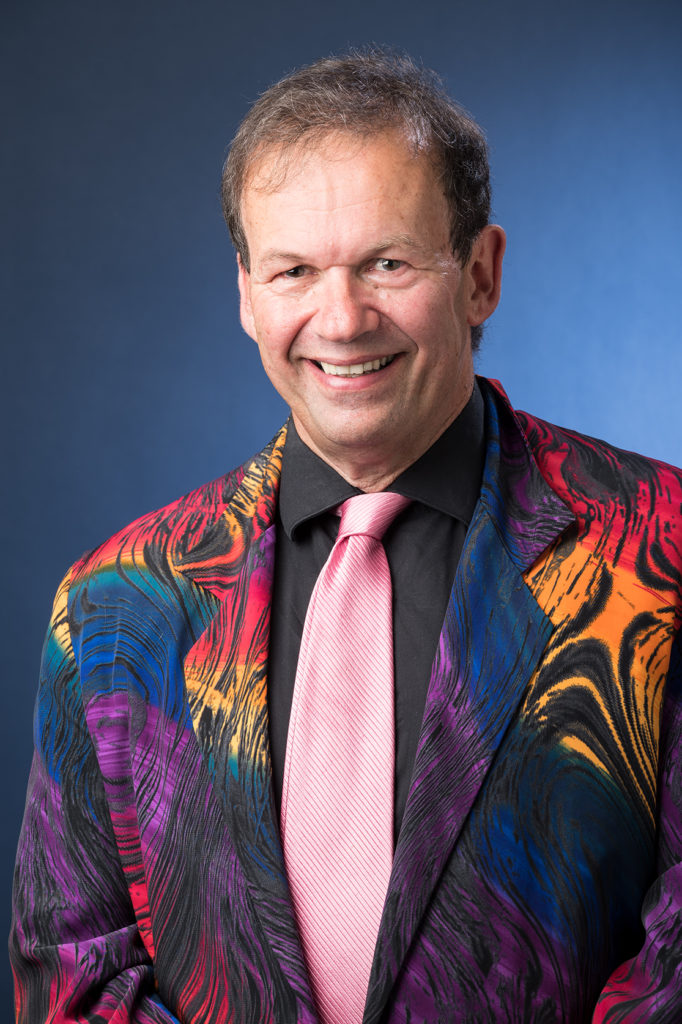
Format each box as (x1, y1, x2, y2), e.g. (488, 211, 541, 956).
(316, 355, 396, 378)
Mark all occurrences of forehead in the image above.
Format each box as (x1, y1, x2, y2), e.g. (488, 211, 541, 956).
(246, 125, 421, 178)
(240, 130, 446, 247)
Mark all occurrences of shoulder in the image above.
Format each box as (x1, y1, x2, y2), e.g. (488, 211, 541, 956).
(69, 467, 242, 587)
(67, 426, 287, 591)
(516, 404, 682, 516)
(484, 375, 682, 513)
(515, 398, 682, 591)
(481, 377, 682, 589)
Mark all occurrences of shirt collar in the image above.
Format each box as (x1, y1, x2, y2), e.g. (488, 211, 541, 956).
(278, 379, 485, 540)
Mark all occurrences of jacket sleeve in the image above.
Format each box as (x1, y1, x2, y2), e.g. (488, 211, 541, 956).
(9, 570, 181, 1023)
(593, 628, 682, 1022)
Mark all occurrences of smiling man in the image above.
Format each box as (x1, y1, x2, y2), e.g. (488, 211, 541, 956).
(236, 128, 503, 491)
(11, 51, 682, 1024)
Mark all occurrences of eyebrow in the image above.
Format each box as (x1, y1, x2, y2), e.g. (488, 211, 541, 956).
(258, 251, 307, 269)
(257, 234, 432, 269)
(373, 234, 423, 252)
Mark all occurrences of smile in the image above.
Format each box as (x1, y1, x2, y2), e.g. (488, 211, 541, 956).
(317, 355, 395, 377)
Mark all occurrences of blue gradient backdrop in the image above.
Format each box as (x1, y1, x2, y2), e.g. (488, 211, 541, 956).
(3, 0, 681, 1013)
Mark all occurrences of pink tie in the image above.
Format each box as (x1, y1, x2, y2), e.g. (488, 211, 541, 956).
(281, 491, 410, 1024)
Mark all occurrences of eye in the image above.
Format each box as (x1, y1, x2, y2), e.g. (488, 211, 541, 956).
(375, 258, 404, 272)
(282, 266, 306, 279)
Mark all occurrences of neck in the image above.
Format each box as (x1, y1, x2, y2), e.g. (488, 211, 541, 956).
(292, 389, 474, 493)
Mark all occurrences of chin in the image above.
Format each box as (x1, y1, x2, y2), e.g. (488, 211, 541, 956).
(323, 419, 394, 449)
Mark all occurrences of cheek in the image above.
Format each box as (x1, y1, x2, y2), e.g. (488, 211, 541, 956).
(256, 334, 290, 380)
(392, 294, 459, 353)
(251, 299, 307, 360)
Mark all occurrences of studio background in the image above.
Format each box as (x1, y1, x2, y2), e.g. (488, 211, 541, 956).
(3, 0, 681, 1014)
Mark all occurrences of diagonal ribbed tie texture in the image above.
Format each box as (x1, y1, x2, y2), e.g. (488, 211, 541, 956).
(281, 491, 410, 1024)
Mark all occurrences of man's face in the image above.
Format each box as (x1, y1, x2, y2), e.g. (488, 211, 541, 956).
(238, 130, 500, 485)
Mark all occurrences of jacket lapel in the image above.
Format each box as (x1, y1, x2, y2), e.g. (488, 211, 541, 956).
(177, 426, 317, 1020)
(366, 381, 576, 1022)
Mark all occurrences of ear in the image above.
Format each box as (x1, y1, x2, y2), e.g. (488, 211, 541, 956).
(465, 224, 506, 327)
(237, 254, 257, 341)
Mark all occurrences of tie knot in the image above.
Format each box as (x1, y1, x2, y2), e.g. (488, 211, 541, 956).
(336, 491, 410, 541)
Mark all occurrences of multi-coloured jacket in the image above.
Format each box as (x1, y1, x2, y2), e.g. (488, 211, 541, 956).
(10, 379, 682, 1022)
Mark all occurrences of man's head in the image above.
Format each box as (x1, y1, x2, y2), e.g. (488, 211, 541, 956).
(222, 49, 492, 350)
(227, 51, 505, 491)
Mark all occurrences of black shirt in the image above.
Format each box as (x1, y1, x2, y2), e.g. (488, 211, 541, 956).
(268, 382, 485, 841)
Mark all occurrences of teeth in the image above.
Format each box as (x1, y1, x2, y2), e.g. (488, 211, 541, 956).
(319, 355, 394, 377)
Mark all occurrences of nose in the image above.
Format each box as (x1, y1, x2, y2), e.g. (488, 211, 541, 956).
(313, 269, 380, 342)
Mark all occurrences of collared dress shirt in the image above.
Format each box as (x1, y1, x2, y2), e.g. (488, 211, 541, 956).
(269, 382, 485, 841)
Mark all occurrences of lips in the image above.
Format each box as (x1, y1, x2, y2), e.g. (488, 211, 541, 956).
(317, 355, 395, 377)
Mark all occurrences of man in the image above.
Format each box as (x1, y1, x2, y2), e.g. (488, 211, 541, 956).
(10, 50, 682, 1023)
